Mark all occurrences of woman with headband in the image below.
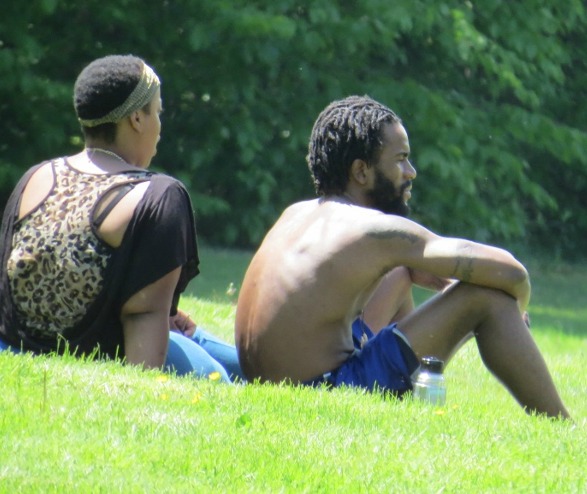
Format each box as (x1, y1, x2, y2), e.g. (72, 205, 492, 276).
(0, 54, 243, 382)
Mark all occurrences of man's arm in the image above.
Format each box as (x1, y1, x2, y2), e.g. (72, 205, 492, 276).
(422, 237, 531, 311)
(408, 268, 453, 292)
(366, 216, 531, 311)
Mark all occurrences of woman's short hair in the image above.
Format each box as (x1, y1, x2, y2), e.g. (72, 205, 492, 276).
(73, 54, 159, 142)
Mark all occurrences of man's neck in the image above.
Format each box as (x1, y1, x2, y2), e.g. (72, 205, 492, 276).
(341, 190, 370, 208)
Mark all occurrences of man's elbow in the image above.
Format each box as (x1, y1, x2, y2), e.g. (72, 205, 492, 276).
(511, 259, 529, 285)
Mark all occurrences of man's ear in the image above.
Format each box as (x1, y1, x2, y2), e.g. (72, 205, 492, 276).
(349, 159, 370, 186)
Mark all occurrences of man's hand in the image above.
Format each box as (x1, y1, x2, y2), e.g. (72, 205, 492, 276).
(169, 309, 196, 338)
(408, 268, 453, 292)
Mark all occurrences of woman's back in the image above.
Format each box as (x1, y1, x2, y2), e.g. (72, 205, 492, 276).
(6, 157, 150, 338)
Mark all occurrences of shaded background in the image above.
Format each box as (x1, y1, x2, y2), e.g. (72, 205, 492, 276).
(1, 0, 586, 258)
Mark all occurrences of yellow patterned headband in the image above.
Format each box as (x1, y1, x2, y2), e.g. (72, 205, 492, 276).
(78, 62, 160, 127)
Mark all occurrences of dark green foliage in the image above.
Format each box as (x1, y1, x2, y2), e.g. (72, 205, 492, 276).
(1, 1, 586, 257)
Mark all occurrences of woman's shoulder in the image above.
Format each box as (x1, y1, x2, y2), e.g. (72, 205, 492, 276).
(147, 171, 185, 186)
(144, 172, 191, 200)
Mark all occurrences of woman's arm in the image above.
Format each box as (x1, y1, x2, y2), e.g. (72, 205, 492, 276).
(120, 267, 181, 369)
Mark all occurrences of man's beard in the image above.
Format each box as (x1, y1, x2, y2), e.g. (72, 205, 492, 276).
(366, 167, 411, 217)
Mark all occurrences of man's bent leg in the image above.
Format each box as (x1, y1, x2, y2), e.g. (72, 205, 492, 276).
(362, 267, 415, 333)
(397, 283, 570, 419)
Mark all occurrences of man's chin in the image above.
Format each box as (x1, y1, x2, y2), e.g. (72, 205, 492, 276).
(368, 187, 411, 216)
(396, 205, 410, 217)
(383, 199, 410, 217)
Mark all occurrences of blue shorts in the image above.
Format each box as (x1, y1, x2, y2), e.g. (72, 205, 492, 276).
(305, 320, 420, 395)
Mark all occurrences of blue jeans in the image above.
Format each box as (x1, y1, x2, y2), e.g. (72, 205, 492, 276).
(0, 328, 244, 383)
(0, 338, 14, 352)
(166, 328, 244, 383)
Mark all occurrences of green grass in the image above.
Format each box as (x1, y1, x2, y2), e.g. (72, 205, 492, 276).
(184, 246, 253, 303)
(1, 248, 586, 493)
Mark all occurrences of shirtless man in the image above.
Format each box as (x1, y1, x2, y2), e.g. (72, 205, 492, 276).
(235, 95, 570, 419)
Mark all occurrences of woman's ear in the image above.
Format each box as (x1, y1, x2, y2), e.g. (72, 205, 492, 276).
(349, 159, 370, 186)
(128, 111, 142, 132)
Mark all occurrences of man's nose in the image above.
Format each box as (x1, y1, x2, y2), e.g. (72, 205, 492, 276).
(404, 160, 417, 179)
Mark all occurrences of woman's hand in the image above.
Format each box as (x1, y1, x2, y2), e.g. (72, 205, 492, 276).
(169, 309, 196, 338)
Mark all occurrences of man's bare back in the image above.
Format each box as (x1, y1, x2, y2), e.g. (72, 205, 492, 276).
(236, 198, 395, 382)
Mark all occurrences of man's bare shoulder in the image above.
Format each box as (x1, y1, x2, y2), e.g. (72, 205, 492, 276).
(274, 198, 430, 244)
(330, 201, 430, 246)
(280, 198, 320, 216)
(360, 211, 427, 244)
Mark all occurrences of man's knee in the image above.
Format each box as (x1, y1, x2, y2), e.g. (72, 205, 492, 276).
(452, 282, 517, 313)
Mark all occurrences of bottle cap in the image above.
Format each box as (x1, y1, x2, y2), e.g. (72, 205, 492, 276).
(421, 356, 444, 373)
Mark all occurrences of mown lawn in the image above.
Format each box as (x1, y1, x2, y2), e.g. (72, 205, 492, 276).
(1, 248, 585, 493)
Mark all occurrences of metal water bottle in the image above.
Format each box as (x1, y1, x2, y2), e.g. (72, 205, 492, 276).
(412, 356, 446, 406)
